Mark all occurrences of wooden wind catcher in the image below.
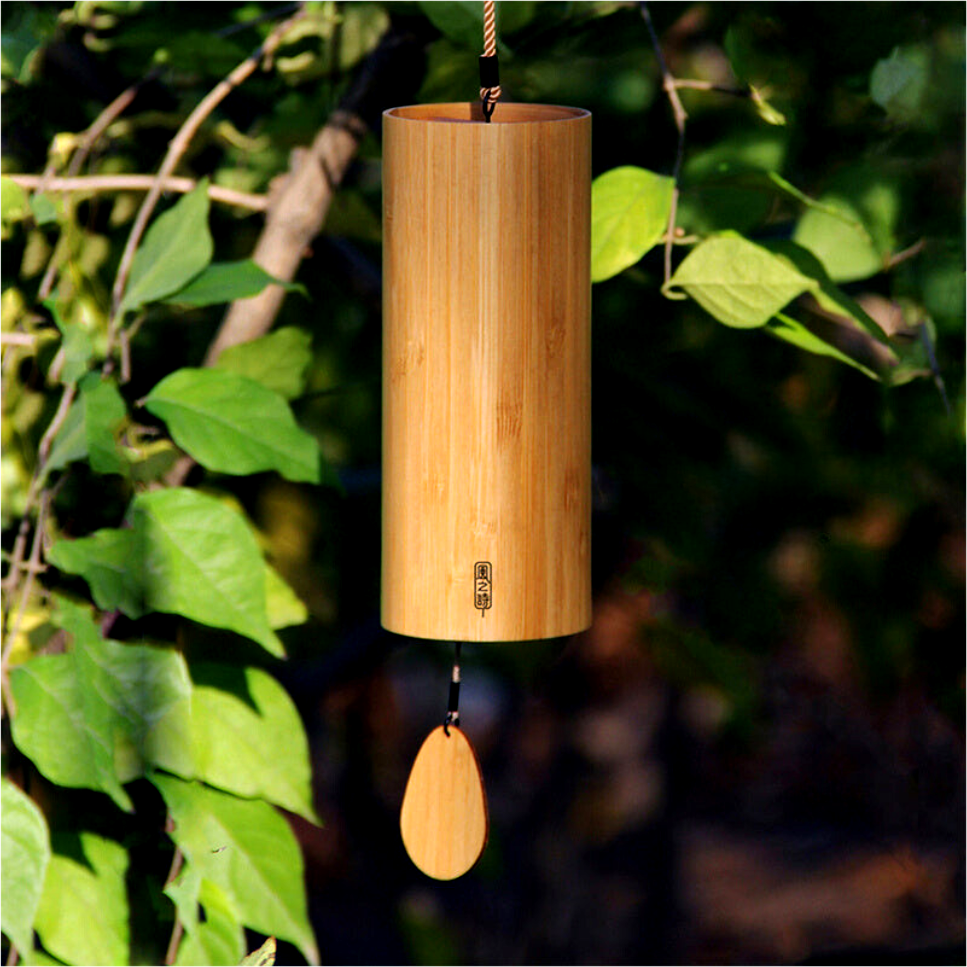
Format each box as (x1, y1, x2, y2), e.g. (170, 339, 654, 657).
(383, 1, 591, 881)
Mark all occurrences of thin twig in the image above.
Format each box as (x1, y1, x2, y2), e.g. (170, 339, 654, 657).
(886, 237, 927, 269)
(107, 5, 307, 349)
(671, 78, 749, 96)
(1, 383, 75, 645)
(0, 332, 37, 347)
(8, 174, 269, 212)
(36, 69, 164, 302)
(163, 841, 186, 966)
(640, 2, 687, 290)
(1, 492, 51, 718)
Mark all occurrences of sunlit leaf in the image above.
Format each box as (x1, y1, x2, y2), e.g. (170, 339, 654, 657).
(668, 232, 817, 328)
(9, 599, 193, 805)
(173, 879, 245, 967)
(144, 368, 320, 483)
(591, 166, 674, 282)
(48, 528, 144, 617)
(130, 488, 284, 656)
(767, 314, 881, 380)
(215, 327, 313, 401)
(163, 261, 305, 308)
(119, 181, 213, 315)
(188, 663, 319, 823)
(34, 832, 129, 967)
(152, 775, 319, 966)
(1, 778, 50, 957)
(265, 564, 308, 629)
(792, 168, 899, 283)
(240, 937, 277, 966)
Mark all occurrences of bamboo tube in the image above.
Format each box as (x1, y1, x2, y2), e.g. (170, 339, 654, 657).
(382, 103, 592, 642)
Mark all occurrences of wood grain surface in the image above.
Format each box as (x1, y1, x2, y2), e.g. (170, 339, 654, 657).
(382, 102, 592, 641)
(400, 725, 489, 880)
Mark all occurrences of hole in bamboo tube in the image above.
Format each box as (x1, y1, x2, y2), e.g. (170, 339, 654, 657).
(384, 103, 590, 125)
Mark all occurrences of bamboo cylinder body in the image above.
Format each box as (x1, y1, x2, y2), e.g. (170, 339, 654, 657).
(382, 103, 591, 642)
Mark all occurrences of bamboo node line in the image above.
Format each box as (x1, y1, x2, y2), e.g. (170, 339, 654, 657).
(479, 0, 501, 120)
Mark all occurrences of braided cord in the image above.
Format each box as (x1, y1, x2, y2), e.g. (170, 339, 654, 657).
(479, 0, 502, 105)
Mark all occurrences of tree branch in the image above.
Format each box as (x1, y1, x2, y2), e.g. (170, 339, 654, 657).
(202, 112, 366, 364)
(203, 24, 426, 365)
(9, 174, 268, 212)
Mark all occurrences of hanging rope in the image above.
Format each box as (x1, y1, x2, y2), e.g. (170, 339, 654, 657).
(479, 0, 501, 121)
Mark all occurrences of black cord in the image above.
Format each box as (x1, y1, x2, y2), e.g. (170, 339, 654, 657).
(443, 641, 462, 734)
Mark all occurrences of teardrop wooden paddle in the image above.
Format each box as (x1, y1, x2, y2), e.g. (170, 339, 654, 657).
(400, 725, 489, 880)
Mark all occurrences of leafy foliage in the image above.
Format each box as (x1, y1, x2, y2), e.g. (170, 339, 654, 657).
(1, 3, 962, 966)
(1, 779, 50, 958)
(144, 369, 321, 482)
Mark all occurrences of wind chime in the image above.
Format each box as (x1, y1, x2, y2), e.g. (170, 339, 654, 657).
(383, 0, 592, 880)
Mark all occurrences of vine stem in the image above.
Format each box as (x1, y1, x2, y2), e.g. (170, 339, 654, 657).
(163, 836, 185, 966)
(35, 67, 163, 302)
(0, 383, 76, 710)
(640, 2, 688, 292)
(8, 174, 269, 213)
(1, 490, 51, 718)
(105, 4, 307, 360)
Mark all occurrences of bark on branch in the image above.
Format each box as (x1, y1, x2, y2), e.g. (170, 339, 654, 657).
(203, 27, 426, 365)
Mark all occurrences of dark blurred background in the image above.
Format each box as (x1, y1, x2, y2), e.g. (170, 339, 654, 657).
(3, 2, 964, 963)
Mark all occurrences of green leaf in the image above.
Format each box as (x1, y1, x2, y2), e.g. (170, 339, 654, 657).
(870, 46, 929, 120)
(43, 399, 87, 475)
(47, 299, 95, 385)
(1, 778, 50, 957)
(0, 5, 57, 83)
(144, 368, 320, 483)
(48, 495, 293, 654)
(792, 168, 899, 283)
(174, 879, 246, 967)
(677, 130, 788, 235)
(1, 177, 30, 227)
(152, 775, 319, 966)
(417, 1, 528, 51)
(80, 373, 128, 476)
(34, 832, 129, 967)
(265, 564, 308, 630)
(48, 528, 144, 618)
(215, 328, 313, 401)
(164, 862, 203, 935)
(9, 599, 193, 804)
(240, 937, 277, 966)
(130, 488, 284, 656)
(28, 192, 58, 226)
(749, 85, 786, 126)
(591, 166, 675, 283)
(766, 314, 881, 381)
(668, 232, 817, 328)
(118, 181, 213, 316)
(188, 664, 319, 823)
(163, 260, 306, 308)
(761, 241, 891, 344)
